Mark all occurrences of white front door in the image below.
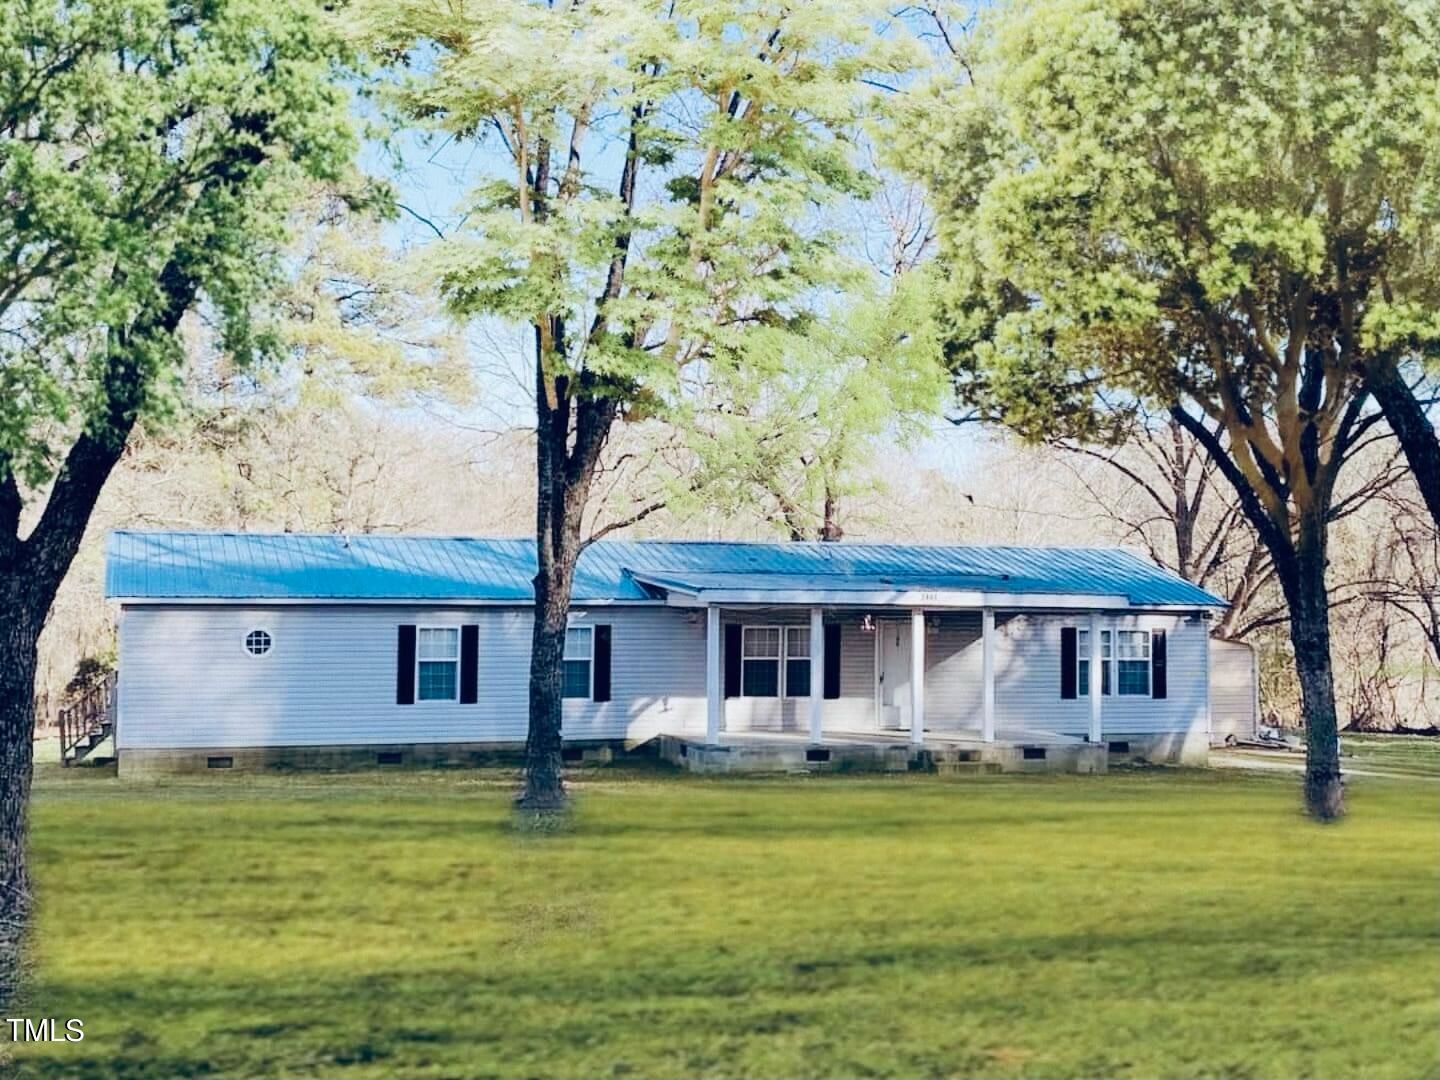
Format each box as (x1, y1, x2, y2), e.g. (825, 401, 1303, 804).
(877, 618, 912, 731)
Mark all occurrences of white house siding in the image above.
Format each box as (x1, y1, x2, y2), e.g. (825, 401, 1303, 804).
(116, 603, 707, 750)
(117, 602, 1211, 752)
(983, 611, 1210, 741)
(922, 613, 983, 727)
(1208, 638, 1258, 745)
(835, 619, 882, 730)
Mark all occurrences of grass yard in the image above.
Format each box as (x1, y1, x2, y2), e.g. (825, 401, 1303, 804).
(1342, 734, 1440, 778)
(16, 764, 1440, 1080)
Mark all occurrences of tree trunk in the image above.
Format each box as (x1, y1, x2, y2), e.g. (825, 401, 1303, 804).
(1168, 403, 1346, 820)
(820, 484, 843, 542)
(1283, 508, 1345, 821)
(1168, 419, 1196, 580)
(521, 550, 573, 811)
(1367, 361, 1440, 530)
(520, 359, 617, 811)
(0, 258, 195, 1010)
(521, 392, 574, 811)
(0, 593, 40, 1008)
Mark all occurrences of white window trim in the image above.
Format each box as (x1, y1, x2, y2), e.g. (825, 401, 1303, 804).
(243, 628, 272, 658)
(739, 624, 783, 699)
(736, 624, 814, 699)
(1115, 629, 1153, 697)
(563, 624, 595, 701)
(1076, 627, 1113, 697)
(415, 625, 461, 704)
(782, 625, 812, 700)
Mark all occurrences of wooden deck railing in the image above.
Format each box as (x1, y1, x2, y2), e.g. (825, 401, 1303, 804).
(58, 671, 117, 766)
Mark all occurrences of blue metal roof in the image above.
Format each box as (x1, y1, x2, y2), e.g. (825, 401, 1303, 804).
(106, 530, 1225, 607)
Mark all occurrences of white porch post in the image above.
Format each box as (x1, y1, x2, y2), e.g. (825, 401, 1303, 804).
(1089, 610, 1103, 744)
(910, 608, 926, 746)
(808, 607, 824, 744)
(705, 605, 722, 745)
(981, 607, 996, 742)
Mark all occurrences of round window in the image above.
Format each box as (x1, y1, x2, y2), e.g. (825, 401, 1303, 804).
(244, 629, 273, 656)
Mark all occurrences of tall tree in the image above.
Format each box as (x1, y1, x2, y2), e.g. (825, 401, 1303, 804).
(363, 0, 919, 810)
(907, 0, 1439, 819)
(0, 0, 353, 1004)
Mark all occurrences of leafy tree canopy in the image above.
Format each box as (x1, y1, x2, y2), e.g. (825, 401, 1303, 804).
(905, 0, 1440, 469)
(0, 0, 358, 492)
(360, 0, 922, 416)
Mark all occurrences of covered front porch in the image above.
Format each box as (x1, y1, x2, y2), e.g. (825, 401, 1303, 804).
(629, 566, 1128, 773)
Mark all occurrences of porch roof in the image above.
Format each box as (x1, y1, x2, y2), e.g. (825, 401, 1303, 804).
(627, 570, 1136, 610)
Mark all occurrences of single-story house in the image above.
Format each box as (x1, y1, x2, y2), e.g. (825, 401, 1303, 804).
(103, 530, 1234, 776)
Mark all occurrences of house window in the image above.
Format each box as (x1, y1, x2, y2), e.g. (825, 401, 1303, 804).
(1116, 630, 1152, 696)
(741, 627, 781, 697)
(563, 626, 593, 699)
(1076, 628, 1111, 696)
(244, 629, 272, 656)
(784, 626, 811, 698)
(416, 627, 459, 701)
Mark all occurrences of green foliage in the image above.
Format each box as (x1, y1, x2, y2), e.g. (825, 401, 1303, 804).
(679, 272, 949, 537)
(268, 191, 475, 410)
(60, 653, 113, 699)
(357, 0, 923, 411)
(23, 768, 1438, 1078)
(0, 0, 357, 486)
(904, 0, 1440, 444)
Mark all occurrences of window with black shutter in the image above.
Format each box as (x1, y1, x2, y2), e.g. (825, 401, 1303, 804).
(823, 622, 841, 699)
(396, 625, 417, 705)
(460, 625, 479, 704)
(1151, 629, 1168, 699)
(1060, 626, 1077, 699)
(724, 624, 742, 698)
(593, 624, 612, 702)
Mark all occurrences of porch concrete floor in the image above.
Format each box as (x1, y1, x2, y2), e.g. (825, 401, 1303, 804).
(656, 727, 1105, 775)
(663, 727, 1090, 747)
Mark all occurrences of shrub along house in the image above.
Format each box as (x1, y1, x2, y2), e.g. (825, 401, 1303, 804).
(102, 531, 1228, 775)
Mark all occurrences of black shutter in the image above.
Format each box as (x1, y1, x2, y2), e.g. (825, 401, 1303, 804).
(1152, 629, 1167, 699)
(396, 625, 416, 705)
(593, 624, 612, 702)
(1060, 626, 1077, 699)
(460, 625, 479, 704)
(823, 622, 841, 699)
(724, 623, 742, 698)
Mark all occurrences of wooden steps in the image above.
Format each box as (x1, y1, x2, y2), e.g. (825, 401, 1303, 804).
(65, 722, 114, 765)
(59, 672, 116, 767)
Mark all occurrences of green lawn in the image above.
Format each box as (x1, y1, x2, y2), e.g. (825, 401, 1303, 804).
(17, 765, 1440, 1080)
(1343, 734, 1440, 778)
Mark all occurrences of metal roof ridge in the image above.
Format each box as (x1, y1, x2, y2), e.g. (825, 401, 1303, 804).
(110, 529, 1171, 555)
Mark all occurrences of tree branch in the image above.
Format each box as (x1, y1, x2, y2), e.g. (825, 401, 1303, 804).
(1171, 404, 1294, 571)
(0, 456, 20, 570)
(25, 262, 198, 605)
(583, 497, 667, 547)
